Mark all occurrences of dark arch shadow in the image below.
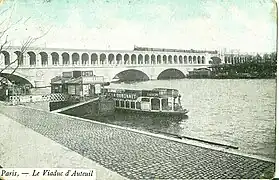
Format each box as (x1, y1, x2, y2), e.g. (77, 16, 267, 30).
(113, 69, 149, 82)
(0, 73, 33, 87)
(157, 68, 186, 80)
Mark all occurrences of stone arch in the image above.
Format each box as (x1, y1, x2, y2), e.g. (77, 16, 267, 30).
(138, 54, 143, 64)
(124, 54, 129, 64)
(184, 56, 187, 64)
(91, 53, 98, 65)
(193, 56, 197, 64)
(116, 54, 122, 64)
(144, 54, 149, 64)
(151, 54, 155, 64)
(62, 52, 70, 65)
(81, 53, 89, 65)
(157, 55, 161, 64)
(174, 55, 178, 64)
(157, 68, 186, 80)
(0, 72, 34, 87)
(113, 69, 149, 81)
(168, 55, 172, 64)
(14, 51, 23, 66)
(100, 53, 106, 64)
(131, 54, 136, 64)
(197, 56, 201, 64)
(163, 55, 167, 64)
(179, 55, 183, 64)
(202, 56, 205, 64)
(225, 57, 228, 64)
(1, 51, 10, 65)
(27, 51, 36, 66)
(188, 56, 192, 64)
(51, 52, 59, 66)
(39, 52, 48, 66)
(108, 54, 115, 64)
(72, 53, 80, 65)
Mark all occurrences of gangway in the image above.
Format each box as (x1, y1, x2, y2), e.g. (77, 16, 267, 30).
(51, 97, 99, 113)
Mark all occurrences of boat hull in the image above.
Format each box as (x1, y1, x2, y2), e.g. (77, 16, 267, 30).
(115, 107, 188, 118)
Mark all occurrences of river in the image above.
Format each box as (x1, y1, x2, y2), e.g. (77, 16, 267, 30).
(98, 79, 276, 159)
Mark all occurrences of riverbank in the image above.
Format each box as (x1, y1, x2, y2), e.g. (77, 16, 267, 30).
(0, 112, 127, 180)
(0, 102, 275, 179)
(187, 61, 276, 79)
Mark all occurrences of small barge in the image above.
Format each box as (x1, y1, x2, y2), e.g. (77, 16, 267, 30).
(102, 88, 189, 117)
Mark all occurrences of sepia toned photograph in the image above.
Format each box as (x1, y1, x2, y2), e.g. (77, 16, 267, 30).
(0, 0, 277, 179)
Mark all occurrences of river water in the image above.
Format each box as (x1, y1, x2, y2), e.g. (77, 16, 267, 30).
(29, 79, 276, 159)
(99, 79, 276, 159)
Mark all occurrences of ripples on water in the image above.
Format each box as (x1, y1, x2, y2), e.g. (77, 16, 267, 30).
(105, 79, 276, 159)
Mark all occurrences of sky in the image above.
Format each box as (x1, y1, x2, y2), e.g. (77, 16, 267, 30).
(0, 0, 277, 53)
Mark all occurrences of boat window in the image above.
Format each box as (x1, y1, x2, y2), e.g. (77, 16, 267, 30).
(151, 98, 160, 110)
(136, 102, 141, 109)
(120, 101, 125, 107)
(116, 100, 119, 107)
(131, 102, 135, 109)
(141, 98, 150, 102)
(126, 101, 130, 108)
(161, 99, 169, 110)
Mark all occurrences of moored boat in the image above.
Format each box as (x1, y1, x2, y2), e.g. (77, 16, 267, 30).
(102, 88, 189, 117)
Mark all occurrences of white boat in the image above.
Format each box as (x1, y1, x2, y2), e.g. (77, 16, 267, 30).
(102, 88, 189, 117)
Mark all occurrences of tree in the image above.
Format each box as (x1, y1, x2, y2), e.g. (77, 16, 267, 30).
(0, 3, 51, 85)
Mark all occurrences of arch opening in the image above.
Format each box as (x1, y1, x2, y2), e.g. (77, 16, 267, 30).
(100, 54, 106, 64)
(174, 55, 177, 64)
(82, 53, 89, 65)
(0, 73, 33, 87)
(116, 54, 122, 64)
(168, 55, 172, 64)
(193, 56, 197, 64)
(144, 54, 149, 64)
(124, 54, 129, 64)
(51, 52, 59, 66)
(91, 53, 98, 65)
(113, 69, 149, 82)
(14, 51, 23, 66)
(72, 53, 80, 65)
(157, 68, 186, 80)
(1, 51, 10, 65)
(108, 54, 115, 64)
(179, 56, 182, 64)
(27, 51, 36, 66)
(184, 56, 187, 64)
(62, 52, 70, 65)
(131, 54, 136, 64)
(157, 55, 161, 64)
(163, 55, 167, 64)
(202, 56, 205, 64)
(151, 54, 155, 64)
(189, 56, 192, 64)
(138, 54, 143, 64)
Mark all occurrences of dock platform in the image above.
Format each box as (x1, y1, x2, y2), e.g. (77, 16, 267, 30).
(0, 103, 274, 179)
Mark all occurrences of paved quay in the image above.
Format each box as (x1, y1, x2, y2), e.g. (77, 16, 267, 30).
(0, 113, 127, 180)
(0, 103, 275, 179)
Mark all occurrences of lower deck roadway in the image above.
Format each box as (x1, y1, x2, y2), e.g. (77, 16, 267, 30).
(0, 103, 274, 179)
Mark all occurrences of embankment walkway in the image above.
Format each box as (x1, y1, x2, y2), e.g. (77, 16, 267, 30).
(0, 113, 127, 180)
(0, 103, 275, 179)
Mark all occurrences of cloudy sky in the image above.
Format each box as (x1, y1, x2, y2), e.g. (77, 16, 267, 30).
(0, 0, 277, 53)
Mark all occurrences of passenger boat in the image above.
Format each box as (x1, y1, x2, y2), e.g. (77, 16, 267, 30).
(102, 88, 189, 117)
